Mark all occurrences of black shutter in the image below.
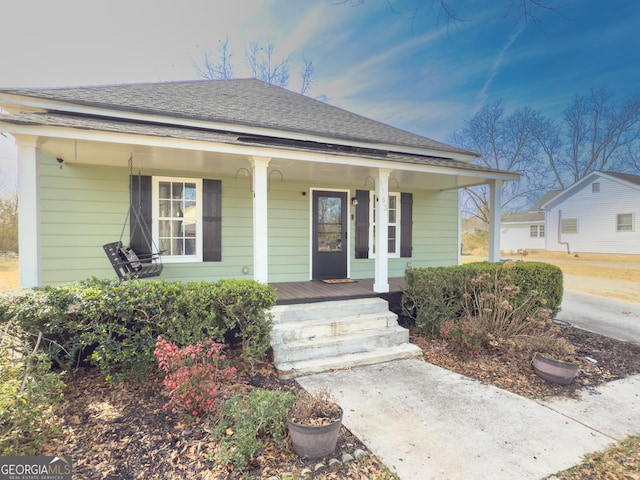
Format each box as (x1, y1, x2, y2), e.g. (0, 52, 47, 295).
(355, 189, 370, 259)
(130, 175, 152, 257)
(400, 192, 413, 258)
(203, 179, 222, 262)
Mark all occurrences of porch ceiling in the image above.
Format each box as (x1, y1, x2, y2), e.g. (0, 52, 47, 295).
(38, 136, 505, 190)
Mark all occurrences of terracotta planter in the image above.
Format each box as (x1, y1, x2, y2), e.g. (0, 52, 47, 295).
(286, 410, 343, 458)
(532, 352, 579, 385)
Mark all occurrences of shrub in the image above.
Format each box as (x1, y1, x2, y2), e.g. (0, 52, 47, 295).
(462, 262, 554, 348)
(439, 317, 483, 356)
(403, 261, 563, 334)
(212, 389, 295, 470)
(0, 278, 277, 382)
(0, 321, 65, 455)
(154, 336, 236, 416)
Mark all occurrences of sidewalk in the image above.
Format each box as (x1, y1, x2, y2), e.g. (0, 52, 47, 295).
(297, 359, 640, 480)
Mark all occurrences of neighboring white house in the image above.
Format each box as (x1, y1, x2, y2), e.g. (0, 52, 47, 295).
(542, 171, 640, 255)
(500, 190, 559, 253)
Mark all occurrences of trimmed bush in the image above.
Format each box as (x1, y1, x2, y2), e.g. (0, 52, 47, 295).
(0, 278, 277, 381)
(402, 261, 563, 334)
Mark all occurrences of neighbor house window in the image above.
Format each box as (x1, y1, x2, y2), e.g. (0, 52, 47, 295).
(592, 182, 600, 193)
(369, 192, 400, 257)
(153, 177, 203, 261)
(560, 218, 578, 234)
(616, 213, 634, 232)
(530, 225, 538, 237)
(539, 224, 545, 237)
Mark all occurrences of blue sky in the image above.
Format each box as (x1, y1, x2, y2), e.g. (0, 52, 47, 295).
(1, 0, 638, 192)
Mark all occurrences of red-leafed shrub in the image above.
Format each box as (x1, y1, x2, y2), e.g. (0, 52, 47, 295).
(154, 336, 237, 416)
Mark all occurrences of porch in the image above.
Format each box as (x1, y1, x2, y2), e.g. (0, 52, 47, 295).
(270, 277, 406, 305)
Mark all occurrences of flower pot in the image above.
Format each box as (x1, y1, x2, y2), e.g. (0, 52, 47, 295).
(286, 411, 343, 458)
(532, 352, 579, 385)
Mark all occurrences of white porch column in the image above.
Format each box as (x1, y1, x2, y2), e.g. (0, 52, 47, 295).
(374, 168, 392, 293)
(250, 156, 271, 283)
(488, 179, 503, 262)
(16, 136, 41, 287)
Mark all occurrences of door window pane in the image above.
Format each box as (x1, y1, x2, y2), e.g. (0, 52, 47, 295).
(317, 196, 343, 252)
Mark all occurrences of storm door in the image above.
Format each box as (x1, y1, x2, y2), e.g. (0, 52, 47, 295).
(312, 191, 348, 279)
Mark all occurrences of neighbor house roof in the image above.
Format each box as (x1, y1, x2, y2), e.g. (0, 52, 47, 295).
(501, 212, 544, 224)
(541, 170, 640, 209)
(0, 79, 476, 158)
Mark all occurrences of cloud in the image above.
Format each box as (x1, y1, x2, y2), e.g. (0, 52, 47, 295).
(475, 23, 525, 109)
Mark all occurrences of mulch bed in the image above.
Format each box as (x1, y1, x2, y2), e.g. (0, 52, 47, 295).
(41, 326, 640, 479)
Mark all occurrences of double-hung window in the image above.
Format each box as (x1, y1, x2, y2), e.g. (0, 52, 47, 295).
(530, 225, 538, 237)
(369, 192, 401, 257)
(617, 213, 634, 232)
(153, 177, 203, 262)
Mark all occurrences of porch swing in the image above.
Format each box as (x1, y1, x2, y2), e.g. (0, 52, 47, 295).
(103, 158, 163, 280)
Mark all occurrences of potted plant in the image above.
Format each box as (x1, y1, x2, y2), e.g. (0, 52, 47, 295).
(531, 336, 579, 385)
(286, 388, 343, 458)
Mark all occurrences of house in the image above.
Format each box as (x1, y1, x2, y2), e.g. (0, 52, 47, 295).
(0, 79, 517, 290)
(542, 171, 640, 255)
(500, 190, 559, 253)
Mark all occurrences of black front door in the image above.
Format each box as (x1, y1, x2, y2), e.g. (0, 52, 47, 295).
(312, 191, 348, 279)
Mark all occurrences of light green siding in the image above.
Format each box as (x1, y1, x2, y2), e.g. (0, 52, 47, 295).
(37, 153, 460, 286)
(349, 189, 459, 279)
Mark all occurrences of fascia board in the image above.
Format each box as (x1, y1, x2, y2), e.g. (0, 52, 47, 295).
(0, 122, 512, 181)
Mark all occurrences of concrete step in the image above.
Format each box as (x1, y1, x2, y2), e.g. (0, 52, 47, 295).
(272, 325, 411, 364)
(270, 297, 420, 379)
(271, 311, 399, 345)
(271, 297, 390, 324)
(275, 344, 423, 379)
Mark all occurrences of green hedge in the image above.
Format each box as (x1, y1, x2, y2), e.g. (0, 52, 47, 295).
(402, 261, 563, 334)
(0, 278, 277, 381)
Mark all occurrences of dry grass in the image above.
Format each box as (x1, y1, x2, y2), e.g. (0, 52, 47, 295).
(0, 256, 19, 291)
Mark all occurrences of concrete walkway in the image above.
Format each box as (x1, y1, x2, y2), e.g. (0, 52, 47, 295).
(297, 359, 640, 480)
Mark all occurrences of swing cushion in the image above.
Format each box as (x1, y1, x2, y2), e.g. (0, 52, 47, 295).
(118, 246, 143, 272)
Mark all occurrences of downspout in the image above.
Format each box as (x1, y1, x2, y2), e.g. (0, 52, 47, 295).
(557, 210, 571, 254)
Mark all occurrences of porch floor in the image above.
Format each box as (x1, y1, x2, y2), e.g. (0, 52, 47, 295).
(270, 277, 406, 304)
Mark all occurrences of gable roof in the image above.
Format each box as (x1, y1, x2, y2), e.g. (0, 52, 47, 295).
(602, 171, 640, 187)
(541, 170, 640, 209)
(0, 79, 476, 158)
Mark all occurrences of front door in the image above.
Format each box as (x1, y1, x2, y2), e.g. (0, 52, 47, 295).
(312, 190, 348, 279)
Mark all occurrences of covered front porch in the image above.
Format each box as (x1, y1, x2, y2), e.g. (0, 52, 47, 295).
(271, 277, 406, 305)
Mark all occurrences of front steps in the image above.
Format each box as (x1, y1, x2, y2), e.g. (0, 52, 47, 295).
(270, 297, 422, 379)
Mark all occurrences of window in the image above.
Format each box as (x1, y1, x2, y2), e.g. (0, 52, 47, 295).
(153, 177, 203, 262)
(369, 192, 400, 257)
(592, 182, 600, 193)
(354, 190, 412, 259)
(560, 218, 578, 234)
(617, 213, 634, 232)
(539, 224, 545, 238)
(530, 225, 538, 237)
(130, 176, 221, 263)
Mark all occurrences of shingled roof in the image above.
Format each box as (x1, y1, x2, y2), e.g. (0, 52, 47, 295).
(0, 79, 475, 157)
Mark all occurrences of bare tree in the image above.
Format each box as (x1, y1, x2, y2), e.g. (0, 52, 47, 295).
(449, 100, 550, 222)
(195, 38, 318, 97)
(336, 0, 562, 28)
(536, 89, 640, 188)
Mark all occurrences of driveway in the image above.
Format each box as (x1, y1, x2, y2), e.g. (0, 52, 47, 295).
(556, 291, 640, 342)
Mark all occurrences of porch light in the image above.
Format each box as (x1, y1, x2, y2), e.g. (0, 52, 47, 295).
(351, 197, 358, 206)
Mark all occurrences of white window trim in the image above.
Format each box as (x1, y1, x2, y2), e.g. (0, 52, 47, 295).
(539, 224, 545, 238)
(152, 176, 203, 263)
(616, 213, 634, 232)
(368, 191, 401, 258)
(530, 225, 538, 238)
